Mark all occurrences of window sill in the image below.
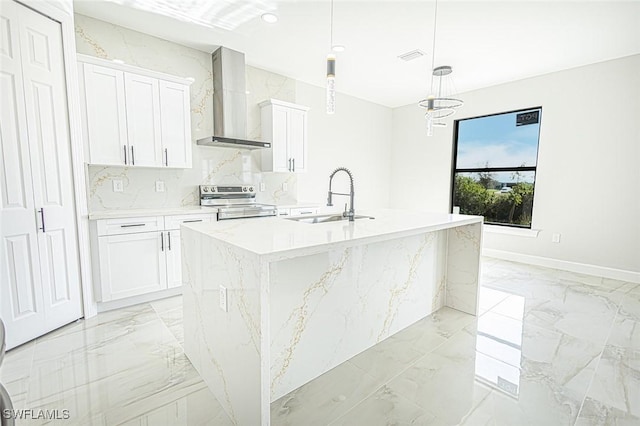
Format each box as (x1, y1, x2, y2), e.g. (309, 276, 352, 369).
(483, 224, 540, 238)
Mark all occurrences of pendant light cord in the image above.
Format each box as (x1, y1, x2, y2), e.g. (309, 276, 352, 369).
(429, 0, 439, 92)
(330, 0, 334, 48)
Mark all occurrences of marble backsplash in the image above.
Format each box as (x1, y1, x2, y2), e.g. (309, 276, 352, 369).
(75, 14, 299, 211)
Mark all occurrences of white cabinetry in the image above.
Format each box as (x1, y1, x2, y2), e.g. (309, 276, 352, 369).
(0, 1, 83, 349)
(91, 213, 214, 302)
(260, 99, 309, 173)
(78, 54, 192, 168)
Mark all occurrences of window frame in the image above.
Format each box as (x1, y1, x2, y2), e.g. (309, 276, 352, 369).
(450, 106, 543, 229)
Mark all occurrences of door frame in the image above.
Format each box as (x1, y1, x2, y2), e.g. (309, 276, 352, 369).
(18, 0, 98, 318)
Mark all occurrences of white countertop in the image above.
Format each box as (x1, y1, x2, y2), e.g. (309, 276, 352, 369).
(184, 208, 483, 259)
(89, 206, 217, 220)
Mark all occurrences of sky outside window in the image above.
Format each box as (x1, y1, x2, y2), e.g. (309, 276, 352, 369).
(456, 109, 541, 169)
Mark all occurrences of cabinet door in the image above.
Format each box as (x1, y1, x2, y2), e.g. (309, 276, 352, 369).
(159, 80, 192, 168)
(165, 229, 182, 288)
(124, 73, 163, 167)
(83, 64, 128, 165)
(98, 232, 167, 301)
(271, 105, 291, 172)
(288, 108, 307, 172)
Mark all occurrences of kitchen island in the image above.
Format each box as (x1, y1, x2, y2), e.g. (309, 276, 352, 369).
(181, 209, 483, 425)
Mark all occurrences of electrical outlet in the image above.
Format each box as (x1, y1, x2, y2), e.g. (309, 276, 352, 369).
(155, 181, 165, 192)
(259, 182, 266, 192)
(219, 285, 228, 312)
(282, 182, 288, 191)
(552, 233, 561, 243)
(112, 179, 123, 192)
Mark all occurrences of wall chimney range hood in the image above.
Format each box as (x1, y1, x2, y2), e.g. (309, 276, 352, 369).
(197, 47, 271, 149)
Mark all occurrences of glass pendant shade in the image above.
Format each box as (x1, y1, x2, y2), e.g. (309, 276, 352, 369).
(326, 54, 336, 114)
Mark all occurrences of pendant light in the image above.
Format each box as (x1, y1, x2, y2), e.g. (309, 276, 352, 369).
(418, 0, 463, 135)
(326, 0, 336, 114)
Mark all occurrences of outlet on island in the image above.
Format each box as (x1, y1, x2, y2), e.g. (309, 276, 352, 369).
(219, 285, 228, 312)
(155, 181, 165, 192)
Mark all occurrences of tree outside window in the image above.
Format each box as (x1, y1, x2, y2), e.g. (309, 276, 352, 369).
(451, 108, 542, 228)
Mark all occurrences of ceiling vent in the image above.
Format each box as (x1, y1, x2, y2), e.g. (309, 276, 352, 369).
(398, 49, 426, 62)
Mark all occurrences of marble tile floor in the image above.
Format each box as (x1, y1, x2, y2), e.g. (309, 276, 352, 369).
(1, 258, 638, 425)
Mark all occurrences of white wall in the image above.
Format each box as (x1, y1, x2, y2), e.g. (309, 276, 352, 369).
(295, 82, 393, 210)
(391, 55, 640, 274)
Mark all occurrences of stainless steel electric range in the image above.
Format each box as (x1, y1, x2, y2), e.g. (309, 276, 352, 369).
(199, 185, 277, 220)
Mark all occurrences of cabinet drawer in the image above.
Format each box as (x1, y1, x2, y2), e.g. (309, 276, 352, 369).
(96, 216, 164, 236)
(164, 213, 216, 230)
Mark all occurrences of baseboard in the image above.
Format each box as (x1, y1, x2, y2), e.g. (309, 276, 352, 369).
(483, 248, 640, 284)
(97, 287, 183, 313)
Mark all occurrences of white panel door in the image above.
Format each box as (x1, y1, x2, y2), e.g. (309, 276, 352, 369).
(0, 1, 82, 349)
(287, 108, 307, 173)
(82, 63, 128, 165)
(124, 72, 162, 167)
(0, 1, 47, 345)
(159, 80, 191, 168)
(98, 232, 167, 301)
(271, 105, 290, 172)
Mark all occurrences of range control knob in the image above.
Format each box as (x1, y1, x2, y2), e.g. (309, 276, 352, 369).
(242, 187, 248, 192)
(202, 187, 209, 192)
(211, 187, 217, 192)
(248, 186, 254, 192)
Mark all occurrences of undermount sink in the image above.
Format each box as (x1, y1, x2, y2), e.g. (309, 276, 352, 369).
(285, 214, 375, 224)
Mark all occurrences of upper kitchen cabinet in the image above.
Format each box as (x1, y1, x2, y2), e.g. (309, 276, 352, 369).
(260, 99, 309, 173)
(77, 54, 193, 168)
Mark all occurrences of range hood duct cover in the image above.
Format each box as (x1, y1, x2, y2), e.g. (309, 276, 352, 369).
(197, 47, 270, 149)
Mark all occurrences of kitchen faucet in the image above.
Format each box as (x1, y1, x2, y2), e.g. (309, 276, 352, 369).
(327, 167, 355, 221)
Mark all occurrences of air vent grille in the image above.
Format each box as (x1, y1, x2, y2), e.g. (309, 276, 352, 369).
(398, 49, 426, 62)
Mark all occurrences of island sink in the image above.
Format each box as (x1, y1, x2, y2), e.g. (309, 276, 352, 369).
(285, 214, 375, 224)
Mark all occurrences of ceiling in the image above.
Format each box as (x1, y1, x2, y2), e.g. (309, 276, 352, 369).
(73, 1, 640, 108)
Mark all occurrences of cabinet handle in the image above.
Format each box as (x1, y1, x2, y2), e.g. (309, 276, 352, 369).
(164, 148, 168, 167)
(37, 208, 46, 233)
(123, 145, 127, 165)
(168, 231, 171, 250)
(161, 231, 164, 251)
(299, 211, 313, 215)
(288, 158, 291, 172)
(120, 223, 146, 228)
(183, 219, 203, 223)
(131, 146, 135, 165)
(292, 158, 295, 172)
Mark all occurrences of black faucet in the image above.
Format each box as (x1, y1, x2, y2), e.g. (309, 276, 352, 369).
(327, 167, 355, 221)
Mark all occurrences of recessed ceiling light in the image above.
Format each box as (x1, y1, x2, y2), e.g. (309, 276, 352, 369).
(331, 45, 345, 52)
(261, 13, 278, 24)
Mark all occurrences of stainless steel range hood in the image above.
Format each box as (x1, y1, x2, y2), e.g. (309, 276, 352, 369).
(197, 47, 270, 149)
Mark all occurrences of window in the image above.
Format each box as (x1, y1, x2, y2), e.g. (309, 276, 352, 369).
(451, 107, 542, 228)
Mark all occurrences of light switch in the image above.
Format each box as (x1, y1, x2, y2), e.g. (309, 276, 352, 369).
(552, 233, 561, 243)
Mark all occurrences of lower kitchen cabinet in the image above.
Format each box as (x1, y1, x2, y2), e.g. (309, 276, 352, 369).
(97, 231, 167, 301)
(90, 213, 215, 302)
